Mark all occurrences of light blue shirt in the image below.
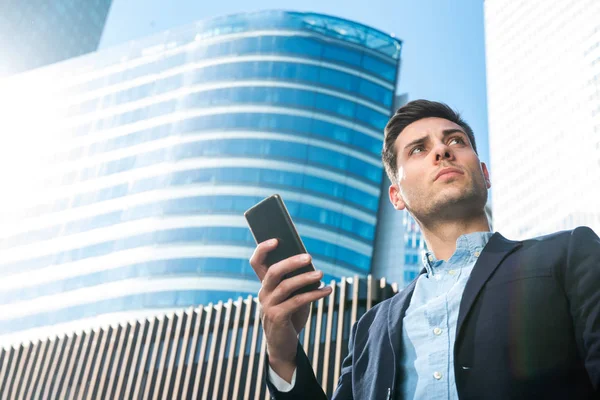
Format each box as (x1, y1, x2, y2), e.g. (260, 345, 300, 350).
(399, 232, 493, 400)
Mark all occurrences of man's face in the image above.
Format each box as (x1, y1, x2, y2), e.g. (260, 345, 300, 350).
(388, 117, 491, 222)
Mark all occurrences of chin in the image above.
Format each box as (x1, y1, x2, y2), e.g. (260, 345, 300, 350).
(433, 190, 485, 212)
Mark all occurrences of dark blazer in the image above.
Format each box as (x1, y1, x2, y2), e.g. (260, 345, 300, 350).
(266, 227, 600, 399)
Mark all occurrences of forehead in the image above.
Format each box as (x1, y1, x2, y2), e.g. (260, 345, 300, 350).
(394, 117, 464, 147)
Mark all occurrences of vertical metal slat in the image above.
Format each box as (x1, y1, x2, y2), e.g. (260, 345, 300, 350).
(96, 324, 124, 400)
(350, 275, 360, 328)
(199, 301, 223, 400)
(10, 341, 33, 400)
(231, 296, 253, 399)
(122, 320, 150, 400)
(243, 299, 260, 400)
(66, 330, 95, 400)
(366, 274, 373, 311)
(53, 333, 81, 400)
(74, 329, 103, 400)
(303, 302, 313, 351)
(333, 279, 348, 389)
(152, 313, 176, 400)
(85, 326, 113, 399)
(211, 299, 233, 400)
(1, 346, 21, 400)
(131, 317, 157, 400)
(222, 298, 243, 399)
(24, 338, 50, 399)
(15, 340, 41, 400)
(0, 347, 14, 395)
(254, 320, 268, 400)
(181, 306, 207, 400)
(142, 315, 167, 400)
(160, 311, 184, 400)
(173, 307, 197, 400)
(33, 337, 58, 399)
(321, 281, 336, 391)
(312, 295, 325, 374)
(114, 321, 143, 400)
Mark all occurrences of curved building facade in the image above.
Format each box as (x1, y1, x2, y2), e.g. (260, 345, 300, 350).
(0, 11, 401, 341)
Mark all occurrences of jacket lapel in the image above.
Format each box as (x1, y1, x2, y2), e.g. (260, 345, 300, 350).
(387, 273, 423, 384)
(456, 232, 522, 338)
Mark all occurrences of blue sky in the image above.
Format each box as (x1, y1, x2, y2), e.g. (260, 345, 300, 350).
(100, 0, 489, 166)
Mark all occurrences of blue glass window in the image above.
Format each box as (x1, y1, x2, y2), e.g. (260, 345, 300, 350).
(178, 86, 386, 130)
(74, 111, 381, 164)
(189, 36, 396, 82)
(0, 257, 257, 304)
(0, 195, 375, 249)
(362, 55, 397, 82)
(77, 60, 392, 119)
(0, 226, 369, 277)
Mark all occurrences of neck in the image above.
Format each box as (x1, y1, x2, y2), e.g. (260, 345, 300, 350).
(417, 214, 491, 261)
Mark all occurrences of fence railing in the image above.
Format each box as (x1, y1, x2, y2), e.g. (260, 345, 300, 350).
(0, 275, 398, 399)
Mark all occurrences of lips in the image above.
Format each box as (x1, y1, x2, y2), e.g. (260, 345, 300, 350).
(435, 167, 464, 181)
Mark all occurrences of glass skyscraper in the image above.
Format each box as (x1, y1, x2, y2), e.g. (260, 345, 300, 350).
(485, 0, 600, 239)
(0, 11, 401, 342)
(0, 0, 113, 77)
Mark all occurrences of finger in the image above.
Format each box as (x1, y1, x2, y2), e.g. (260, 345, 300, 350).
(249, 238, 278, 281)
(262, 253, 312, 292)
(275, 284, 333, 315)
(269, 270, 324, 305)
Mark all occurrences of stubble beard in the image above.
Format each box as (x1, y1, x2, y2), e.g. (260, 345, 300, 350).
(405, 176, 488, 226)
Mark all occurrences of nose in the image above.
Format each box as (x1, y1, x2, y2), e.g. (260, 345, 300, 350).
(434, 143, 455, 162)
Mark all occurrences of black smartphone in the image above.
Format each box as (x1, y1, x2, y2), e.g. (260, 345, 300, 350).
(244, 194, 320, 296)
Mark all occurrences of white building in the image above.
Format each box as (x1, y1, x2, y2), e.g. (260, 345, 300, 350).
(485, 0, 600, 239)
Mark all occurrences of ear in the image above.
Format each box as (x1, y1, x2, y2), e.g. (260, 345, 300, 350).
(481, 162, 491, 189)
(389, 183, 406, 210)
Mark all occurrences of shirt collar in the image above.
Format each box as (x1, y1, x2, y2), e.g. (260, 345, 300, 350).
(422, 231, 494, 275)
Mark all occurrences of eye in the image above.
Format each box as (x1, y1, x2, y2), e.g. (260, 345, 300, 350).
(448, 137, 465, 145)
(409, 145, 424, 155)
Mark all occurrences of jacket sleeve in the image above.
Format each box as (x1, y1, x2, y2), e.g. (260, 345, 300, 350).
(265, 342, 327, 400)
(265, 322, 358, 400)
(331, 322, 357, 399)
(564, 226, 600, 391)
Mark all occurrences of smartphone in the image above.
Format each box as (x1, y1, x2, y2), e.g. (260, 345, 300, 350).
(244, 194, 320, 296)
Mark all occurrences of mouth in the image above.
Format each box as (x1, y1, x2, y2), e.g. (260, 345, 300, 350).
(435, 168, 464, 181)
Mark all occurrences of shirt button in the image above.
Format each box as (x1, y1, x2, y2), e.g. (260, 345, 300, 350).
(448, 269, 456, 275)
(474, 251, 480, 257)
(428, 255, 434, 261)
(433, 371, 442, 380)
(433, 327, 442, 335)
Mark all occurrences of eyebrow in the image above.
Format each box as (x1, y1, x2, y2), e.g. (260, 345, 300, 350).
(403, 128, 467, 151)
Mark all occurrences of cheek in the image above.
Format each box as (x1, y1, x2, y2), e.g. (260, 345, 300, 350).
(398, 166, 426, 199)
(398, 165, 423, 187)
(397, 166, 407, 181)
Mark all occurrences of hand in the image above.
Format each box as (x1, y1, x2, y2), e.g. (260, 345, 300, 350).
(249, 239, 333, 382)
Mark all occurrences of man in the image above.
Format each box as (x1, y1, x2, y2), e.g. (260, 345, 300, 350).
(249, 100, 600, 399)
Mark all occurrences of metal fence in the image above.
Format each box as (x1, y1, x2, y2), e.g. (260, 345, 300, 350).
(0, 275, 398, 399)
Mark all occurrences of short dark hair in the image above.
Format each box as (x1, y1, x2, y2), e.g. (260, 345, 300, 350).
(382, 99, 478, 181)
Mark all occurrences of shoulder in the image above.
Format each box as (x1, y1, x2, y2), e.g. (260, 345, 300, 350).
(506, 226, 598, 249)
(352, 291, 397, 332)
(354, 280, 416, 328)
(498, 227, 600, 267)
(356, 296, 393, 325)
